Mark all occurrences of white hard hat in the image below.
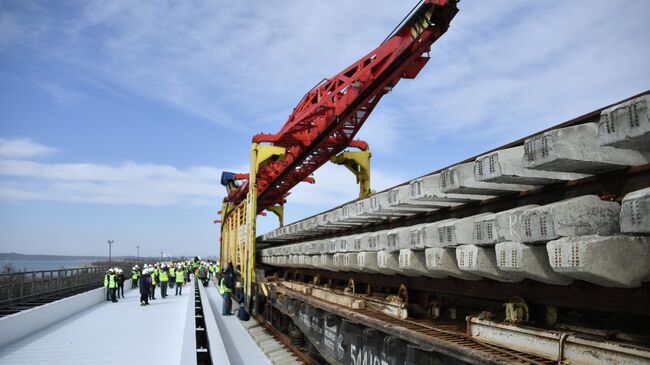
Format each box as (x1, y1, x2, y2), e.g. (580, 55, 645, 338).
(109, 268, 114, 273)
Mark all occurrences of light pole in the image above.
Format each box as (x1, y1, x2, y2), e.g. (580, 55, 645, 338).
(160, 251, 164, 263)
(136, 245, 140, 264)
(107, 240, 114, 267)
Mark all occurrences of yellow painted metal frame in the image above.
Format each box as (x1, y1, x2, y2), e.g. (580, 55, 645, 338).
(331, 149, 372, 198)
(219, 143, 285, 308)
(266, 204, 284, 227)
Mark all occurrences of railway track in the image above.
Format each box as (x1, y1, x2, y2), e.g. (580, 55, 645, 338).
(270, 282, 557, 364)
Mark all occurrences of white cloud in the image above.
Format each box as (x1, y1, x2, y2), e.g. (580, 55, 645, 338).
(0, 158, 229, 206)
(5, 0, 648, 146)
(391, 0, 650, 144)
(0, 138, 57, 159)
(2, 1, 649, 215)
(4, 1, 415, 131)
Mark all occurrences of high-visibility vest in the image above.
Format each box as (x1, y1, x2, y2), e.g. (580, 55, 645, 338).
(104, 274, 109, 287)
(108, 274, 117, 289)
(151, 270, 158, 285)
(159, 270, 169, 282)
(131, 271, 138, 280)
(219, 278, 231, 294)
(175, 270, 184, 283)
(170, 267, 175, 276)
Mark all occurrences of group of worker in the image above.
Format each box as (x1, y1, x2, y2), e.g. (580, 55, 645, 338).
(104, 257, 221, 307)
(105, 258, 251, 321)
(103, 268, 126, 303)
(104, 257, 251, 320)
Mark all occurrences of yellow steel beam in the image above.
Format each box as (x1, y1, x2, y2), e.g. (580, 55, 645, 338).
(331, 149, 372, 198)
(266, 204, 285, 227)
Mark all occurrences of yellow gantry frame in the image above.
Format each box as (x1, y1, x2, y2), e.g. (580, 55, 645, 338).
(219, 144, 371, 307)
(266, 204, 284, 227)
(219, 143, 285, 308)
(331, 149, 372, 198)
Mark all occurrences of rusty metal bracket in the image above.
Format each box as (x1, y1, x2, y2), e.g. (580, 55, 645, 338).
(345, 279, 356, 294)
(397, 283, 409, 304)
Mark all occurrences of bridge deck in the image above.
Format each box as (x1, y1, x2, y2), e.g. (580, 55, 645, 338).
(0, 282, 193, 365)
(0, 281, 280, 365)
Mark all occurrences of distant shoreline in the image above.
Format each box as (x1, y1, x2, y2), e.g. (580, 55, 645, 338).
(1, 252, 127, 261)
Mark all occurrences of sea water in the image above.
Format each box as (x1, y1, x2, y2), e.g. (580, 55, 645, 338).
(0, 259, 95, 272)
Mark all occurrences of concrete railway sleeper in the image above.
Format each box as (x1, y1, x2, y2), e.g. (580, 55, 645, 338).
(253, 92, 650, 364)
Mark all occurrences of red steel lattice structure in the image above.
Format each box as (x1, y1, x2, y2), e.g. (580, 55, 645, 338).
(225, 0, 458, 213)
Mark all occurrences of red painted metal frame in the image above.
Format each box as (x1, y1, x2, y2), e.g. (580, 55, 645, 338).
(225, 0, 458, 212)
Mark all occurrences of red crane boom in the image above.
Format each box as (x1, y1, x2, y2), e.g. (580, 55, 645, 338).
(225, 0, 458, 212)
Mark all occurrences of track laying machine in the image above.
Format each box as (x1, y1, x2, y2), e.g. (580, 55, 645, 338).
(218, 1, 650, 364)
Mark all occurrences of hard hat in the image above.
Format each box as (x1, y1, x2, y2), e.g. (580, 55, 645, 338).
(135, 265, 139, 269)
(109, 268, 114, 273)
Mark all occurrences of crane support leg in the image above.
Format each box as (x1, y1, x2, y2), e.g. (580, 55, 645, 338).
(331, 150, 372, 198)
(246, 143, 286, 308)
(267, 204, 285, 227)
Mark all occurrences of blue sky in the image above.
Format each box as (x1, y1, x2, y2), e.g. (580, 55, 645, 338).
(1, 0, 649, 257)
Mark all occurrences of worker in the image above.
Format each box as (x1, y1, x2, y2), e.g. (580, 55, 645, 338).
(169, 264, 176, 289)
(159, 263, 169, 298)
(221, 262, 235, 315)
(104, 269, 111, 301)
(108, 269, 118, 303)
(175, 265, 185, 295)
(192, 256, 201, 273)
(131, 265, 140, 289)
(116, 268, 125, 299)
(198, 262, 209, 287)
(139, 268, 151, 306)
(150, 264, 158, 300)
(185, 263, 191, 283)
(208, 262, 214, 279)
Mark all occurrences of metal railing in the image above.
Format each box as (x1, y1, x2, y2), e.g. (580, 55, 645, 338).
(0, 266, 110, 308)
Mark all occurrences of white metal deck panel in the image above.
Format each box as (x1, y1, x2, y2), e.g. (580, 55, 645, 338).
(0, 283, 193, 365)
